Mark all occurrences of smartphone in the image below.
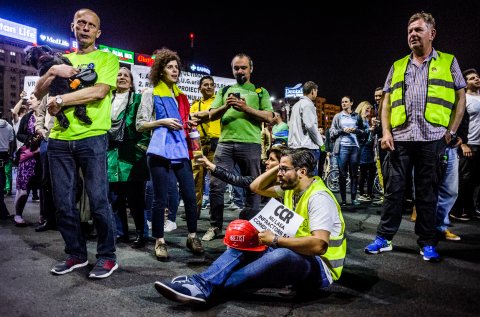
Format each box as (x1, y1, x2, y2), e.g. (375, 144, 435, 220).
(229, 92, 241, 99)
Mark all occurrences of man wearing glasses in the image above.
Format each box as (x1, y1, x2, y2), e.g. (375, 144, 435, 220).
(154, 149, 346, 305)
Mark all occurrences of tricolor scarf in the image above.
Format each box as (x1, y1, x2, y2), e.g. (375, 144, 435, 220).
(146, 81, 192, 163)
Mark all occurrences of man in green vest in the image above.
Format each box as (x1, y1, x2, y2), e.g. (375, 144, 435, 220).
(365, 12, 466, 262)
(154, 149, 346, 305)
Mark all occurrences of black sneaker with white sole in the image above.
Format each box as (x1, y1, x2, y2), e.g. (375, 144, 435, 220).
(88, 258, 118, 279)
(155, 276, 207, 305)
(51, 256, 88, 275)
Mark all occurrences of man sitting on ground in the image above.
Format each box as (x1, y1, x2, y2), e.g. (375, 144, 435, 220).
(154, 149, 346, 305)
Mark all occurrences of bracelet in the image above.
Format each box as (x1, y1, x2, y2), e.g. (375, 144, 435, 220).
(271, 234, 279, 248)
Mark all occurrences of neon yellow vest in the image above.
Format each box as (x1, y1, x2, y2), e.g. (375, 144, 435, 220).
(284, 176, 346, 281)
(390, 51, 455, 128)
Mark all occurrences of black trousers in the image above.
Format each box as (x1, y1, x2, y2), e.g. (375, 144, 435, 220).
(452, 144, 480, 217)
(0, 152, 9, 217)
(109, 181, 146, 235)
(378, 139, 445, 247)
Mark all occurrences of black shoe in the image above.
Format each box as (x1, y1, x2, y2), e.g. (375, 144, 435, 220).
(116, 235, 130, 243)
(35, 221, 57, 232)
(0, 213, 14, 220)
(130, 235, 146, 249)
(449, 213, 471, 221)
(340, 201, 347, 207)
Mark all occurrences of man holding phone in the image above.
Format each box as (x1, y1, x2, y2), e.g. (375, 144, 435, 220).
(204, 53, 274, 241)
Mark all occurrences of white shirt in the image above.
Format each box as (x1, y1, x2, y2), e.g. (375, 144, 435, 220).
(466, 94, 480, 145)
(111, 92, 129, 120)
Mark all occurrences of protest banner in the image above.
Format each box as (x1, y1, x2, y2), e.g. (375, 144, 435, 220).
(250, 199, 304, 238)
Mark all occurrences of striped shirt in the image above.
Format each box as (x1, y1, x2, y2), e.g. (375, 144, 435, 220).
(383, 49, 466, 141)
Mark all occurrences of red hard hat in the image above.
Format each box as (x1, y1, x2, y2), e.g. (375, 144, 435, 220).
(223, 219, 267, 252)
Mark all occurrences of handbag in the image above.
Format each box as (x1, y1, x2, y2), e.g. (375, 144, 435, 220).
(108, 93, 132, 143)
(108, 116, 127, 143)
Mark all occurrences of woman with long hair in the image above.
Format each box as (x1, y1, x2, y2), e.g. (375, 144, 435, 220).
(136, 48, 204, 261)
(330, 96, 365, 206)
(355, 101, 377, 202)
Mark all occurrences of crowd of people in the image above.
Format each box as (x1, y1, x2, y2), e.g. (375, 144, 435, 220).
(0, 8, 479, 307)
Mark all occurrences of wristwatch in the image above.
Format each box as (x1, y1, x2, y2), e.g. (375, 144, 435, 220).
(55, 95, 64, 107)
(271, 234, 279, 248)
(449, 130, 457, 139)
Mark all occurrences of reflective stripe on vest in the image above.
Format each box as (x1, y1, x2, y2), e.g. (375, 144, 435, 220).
(389, 51, 455, 128)
(284, 177, 346, 281)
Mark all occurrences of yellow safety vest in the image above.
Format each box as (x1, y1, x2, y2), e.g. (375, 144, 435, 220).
(390, 51, 455, 128)
(284, 177, 346, 281)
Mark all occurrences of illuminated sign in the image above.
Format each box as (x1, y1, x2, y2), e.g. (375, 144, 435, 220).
(69, 38, 78, 52)
(99, 44, 134, 64)
(0, 17, 37, 44)
(39, 33, 69, 48)
(190, 63, 211, 75)
(284, 83, 303, 98)
(135, 53, 155, 66)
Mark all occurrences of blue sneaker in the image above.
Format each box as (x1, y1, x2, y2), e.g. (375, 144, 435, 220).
(364, 236, 392, 254)
(155, 276, 207, 305)
(420, 245, 440, 262)
(352, 199, 361, 206)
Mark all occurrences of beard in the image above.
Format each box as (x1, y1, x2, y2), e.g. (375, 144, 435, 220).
(235, 74, 247, 85)
(279, 178, 298, 190)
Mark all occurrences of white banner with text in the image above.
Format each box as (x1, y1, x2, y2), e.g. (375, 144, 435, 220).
(250, 199, 304, 238)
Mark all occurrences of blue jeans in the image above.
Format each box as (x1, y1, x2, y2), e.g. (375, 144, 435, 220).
(48, 134, 116, 260)
(147, 156, 197, 238)
(310, 149, 320, 176)
(336, 145, 359, 202)
(436, 147, 458, 232)
(191, 247, 330, 298)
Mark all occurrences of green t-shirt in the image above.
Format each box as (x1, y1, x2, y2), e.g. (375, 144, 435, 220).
(272, 122, 289, 142)
(210, 83, 273, 144)
(49, 50, 119, 141)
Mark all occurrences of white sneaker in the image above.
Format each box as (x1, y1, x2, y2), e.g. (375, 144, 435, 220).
(164, 220, 177, 232)
(202, 227, 220, 241)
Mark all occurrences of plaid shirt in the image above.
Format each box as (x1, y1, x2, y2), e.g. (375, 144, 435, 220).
(383, 49, 466, 141)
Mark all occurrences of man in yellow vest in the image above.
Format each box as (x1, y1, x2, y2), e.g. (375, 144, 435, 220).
(154, 149, 346, 305)
(365, 12, 466, 262)
(190, 76, 220, 218)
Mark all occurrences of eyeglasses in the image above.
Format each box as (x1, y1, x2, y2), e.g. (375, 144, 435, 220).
(277, 166, 298, 174)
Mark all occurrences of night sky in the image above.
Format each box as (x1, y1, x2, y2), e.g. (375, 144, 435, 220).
(2, 0, 480, 105)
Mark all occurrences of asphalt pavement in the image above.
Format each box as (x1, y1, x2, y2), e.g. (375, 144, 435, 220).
(0, 194, 479, 317)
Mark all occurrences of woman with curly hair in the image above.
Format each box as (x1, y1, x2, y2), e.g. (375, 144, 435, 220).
(136, 48, 204, 261)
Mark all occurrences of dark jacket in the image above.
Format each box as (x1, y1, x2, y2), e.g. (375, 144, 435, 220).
(212, 165, 254, 188)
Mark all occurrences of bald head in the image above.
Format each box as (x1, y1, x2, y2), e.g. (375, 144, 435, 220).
(74, 8, 101, 28)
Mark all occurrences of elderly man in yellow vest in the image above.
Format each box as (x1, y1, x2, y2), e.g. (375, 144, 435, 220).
(154, 149, 346, 305)
(190, 75, 220, 218)
(365, 12, 466, 262)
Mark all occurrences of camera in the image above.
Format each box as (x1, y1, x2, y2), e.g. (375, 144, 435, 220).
(228, 92, 241, 99)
